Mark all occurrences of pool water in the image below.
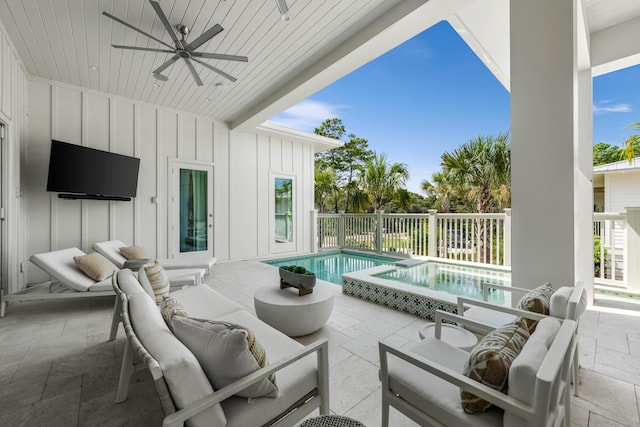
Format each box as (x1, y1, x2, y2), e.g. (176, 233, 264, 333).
(266, 252, 399, 285)
(375, 261, 511, 304)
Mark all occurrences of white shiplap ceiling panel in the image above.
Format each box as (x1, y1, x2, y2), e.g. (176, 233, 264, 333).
(1, 0, 638, 127)
(0, 0, 392, 125)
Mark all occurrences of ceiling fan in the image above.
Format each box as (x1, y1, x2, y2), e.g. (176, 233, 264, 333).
(102, 0, 248, 86)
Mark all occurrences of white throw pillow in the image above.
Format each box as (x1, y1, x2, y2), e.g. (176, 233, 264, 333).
(172, 317, 278, 398)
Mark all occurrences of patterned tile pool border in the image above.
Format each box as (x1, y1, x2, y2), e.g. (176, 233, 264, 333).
(342, 277, 459, 321)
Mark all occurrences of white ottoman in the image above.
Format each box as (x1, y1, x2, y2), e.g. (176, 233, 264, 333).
(254, 281, 335, 337)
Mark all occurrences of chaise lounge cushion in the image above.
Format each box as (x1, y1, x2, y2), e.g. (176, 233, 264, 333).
(128, 292, 227, 427)
(30, 247, 114, 292)
(173, 317, 278, 398)
(388, 337, 503, 427)
(168, 285, 245, 319)
(213, 310, 319, 427)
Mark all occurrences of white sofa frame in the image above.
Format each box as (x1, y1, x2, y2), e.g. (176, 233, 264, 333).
(112, 273, 330, 427)
(379, 310, 577, 427)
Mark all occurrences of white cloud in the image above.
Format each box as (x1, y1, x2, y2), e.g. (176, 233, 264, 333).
(593, 102, 632, 114)
(268, 100, 346, 132)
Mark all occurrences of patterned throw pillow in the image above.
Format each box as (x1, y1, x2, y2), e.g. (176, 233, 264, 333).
(140, 261, 170, 305)
(461, 318, 530, 413)
(516, 283, 555, 332)
(160, 296, 188, 329)
(172, 317, 278, 398)
(120, 245, 147, 260)
(73, 252, 118, 281)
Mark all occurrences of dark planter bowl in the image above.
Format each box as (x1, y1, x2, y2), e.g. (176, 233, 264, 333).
(279, 267, 316, 296)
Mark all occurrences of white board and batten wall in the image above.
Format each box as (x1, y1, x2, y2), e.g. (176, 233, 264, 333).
(24, 78, 317, 285)
(604, 172, 640, 213)
(0, 21, 28, 295)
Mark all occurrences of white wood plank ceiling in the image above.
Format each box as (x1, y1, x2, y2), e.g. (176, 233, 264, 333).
(0, 0, 391, 124)
(0, 0, 638, 126)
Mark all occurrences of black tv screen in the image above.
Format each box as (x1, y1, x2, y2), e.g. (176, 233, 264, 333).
(46, 140, 140, 199)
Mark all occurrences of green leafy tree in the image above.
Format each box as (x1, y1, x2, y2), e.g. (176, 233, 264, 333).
(421, 171, 456, 213)
(593, 142, 621, 166)
(441, 132, 510, 262)
(441, 132, 510, 213)
(360, 153, 409, 211)
(314, 118, 374, 212)
(314, 167, 336, 213)
(620, 121, 640, 163)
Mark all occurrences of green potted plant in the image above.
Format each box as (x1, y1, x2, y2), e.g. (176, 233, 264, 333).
(279, 265, 316, 296)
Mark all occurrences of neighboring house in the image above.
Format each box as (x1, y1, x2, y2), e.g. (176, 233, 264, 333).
(593, 158, 640, 213)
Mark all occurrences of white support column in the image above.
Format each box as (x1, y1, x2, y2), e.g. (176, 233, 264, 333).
(510, 0, 579, 289)
(625, 207, 640, 293)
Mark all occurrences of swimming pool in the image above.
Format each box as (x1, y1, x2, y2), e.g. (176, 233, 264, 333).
(341, 257, 512, 321)
(265, 251, 400, 285)
(374, 261, 511, 305)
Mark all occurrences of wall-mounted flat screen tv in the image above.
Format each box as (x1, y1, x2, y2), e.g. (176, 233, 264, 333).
(46, 140, 140, 201)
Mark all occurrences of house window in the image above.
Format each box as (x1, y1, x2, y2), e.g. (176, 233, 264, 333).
(275, 177, 293, 243)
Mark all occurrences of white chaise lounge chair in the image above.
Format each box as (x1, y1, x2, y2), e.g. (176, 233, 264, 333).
(0, 247, 202, 317)
(93, 240, 216, 274)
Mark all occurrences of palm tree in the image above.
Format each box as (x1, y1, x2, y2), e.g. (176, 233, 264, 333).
(421, 171, 455, 213)
(441, 132, 510, 262)
(620, 121, 640, 163)
(314, 167, 336, 213)
(360, 153, 409, 211)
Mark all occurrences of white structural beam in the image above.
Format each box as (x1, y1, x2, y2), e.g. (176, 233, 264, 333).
(510, 0, 581, 291)
(591, 15, 640, 76)
(230, 0, 475, 131)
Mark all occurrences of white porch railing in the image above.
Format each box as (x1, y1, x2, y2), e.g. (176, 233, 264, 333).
(316, 209, 511, 267)
(315, 208, 640, 292)
(593, 212, 627, 287)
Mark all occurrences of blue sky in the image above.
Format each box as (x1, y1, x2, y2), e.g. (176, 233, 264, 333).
(270, 21, 640, 194)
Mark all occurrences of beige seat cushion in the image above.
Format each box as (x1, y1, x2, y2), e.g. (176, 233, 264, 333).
(214, 310, 319, 427)
(388, 338, 503, 427)
(73, 252, 118, 281)
(168, 285, 245, 319)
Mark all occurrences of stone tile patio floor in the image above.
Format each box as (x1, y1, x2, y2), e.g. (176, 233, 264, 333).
(1, 260, 639, 426)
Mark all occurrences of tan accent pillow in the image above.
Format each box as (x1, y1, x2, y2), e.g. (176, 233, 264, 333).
(73, 252, 118, 281)
(172, 317, 278, 398)
(160, 296, 189, 329)
(516, 283, 555, 332)
(140, 261, 170, 305)
(461, 318, 530, 413)
(119, 245, 147, 260)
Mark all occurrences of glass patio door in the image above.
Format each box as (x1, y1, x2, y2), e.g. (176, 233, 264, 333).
(170, 160, 214, 259)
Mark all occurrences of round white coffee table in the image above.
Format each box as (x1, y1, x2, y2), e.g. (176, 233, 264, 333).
(418, 323, 478, 351)
(254, 282, 335, 337)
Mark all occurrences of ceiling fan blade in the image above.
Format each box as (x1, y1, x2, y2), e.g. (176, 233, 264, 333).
(184, 58, 204, 86)
(149, 0, 183, 49)
(112, 45, 175, 54)
(191, 52, 248, 62)
(153, 54, 180, 75)
(192, 58, 237, 83)
(275, 0, 289, 14)
(185, 24, 223, 52)
(102, 11, 174, 49)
